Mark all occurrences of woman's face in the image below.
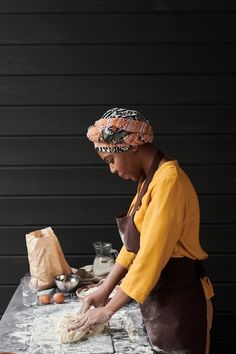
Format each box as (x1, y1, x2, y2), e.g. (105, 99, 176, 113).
(98, 150, 142, 181)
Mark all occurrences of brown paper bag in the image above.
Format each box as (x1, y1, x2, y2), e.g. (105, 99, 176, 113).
(26, 227, 71, 290)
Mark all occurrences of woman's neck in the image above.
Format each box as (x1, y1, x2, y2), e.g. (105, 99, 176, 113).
(139, 145, 158, 178)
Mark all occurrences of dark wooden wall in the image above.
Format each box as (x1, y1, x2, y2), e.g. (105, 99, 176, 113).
(0, 1, 235, 352)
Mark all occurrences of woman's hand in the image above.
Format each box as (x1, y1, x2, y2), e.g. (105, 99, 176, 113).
(69, 262, 129, 331)
(68, 307, 113, 331)
(78, 287, 110, 315)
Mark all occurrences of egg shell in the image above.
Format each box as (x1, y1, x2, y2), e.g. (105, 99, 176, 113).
(53, 293, 65, 304)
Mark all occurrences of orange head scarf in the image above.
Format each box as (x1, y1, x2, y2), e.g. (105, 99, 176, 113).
(87, 108, 153, 153)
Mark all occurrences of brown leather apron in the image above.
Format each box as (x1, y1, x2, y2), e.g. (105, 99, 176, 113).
(116, 151, 207, 354)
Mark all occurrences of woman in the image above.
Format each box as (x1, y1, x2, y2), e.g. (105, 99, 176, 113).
(69, 108, 214, 354)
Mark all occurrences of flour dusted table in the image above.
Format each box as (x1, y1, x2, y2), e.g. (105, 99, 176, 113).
(0, 284, 154, 354)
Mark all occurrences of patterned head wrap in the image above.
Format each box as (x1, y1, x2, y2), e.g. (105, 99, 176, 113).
(87, 107, 153, 153)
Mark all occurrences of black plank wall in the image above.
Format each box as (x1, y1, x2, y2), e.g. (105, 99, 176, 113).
(0, 1, 235, 352)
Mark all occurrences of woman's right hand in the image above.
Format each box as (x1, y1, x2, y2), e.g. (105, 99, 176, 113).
(77, 262, 128, 316)
(78, 286, 110, 315)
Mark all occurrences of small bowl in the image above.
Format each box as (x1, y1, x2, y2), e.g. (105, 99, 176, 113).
(55, 274, 81, 292)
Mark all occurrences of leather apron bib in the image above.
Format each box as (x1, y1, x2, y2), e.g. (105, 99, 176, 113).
(116, 151, 207, 354)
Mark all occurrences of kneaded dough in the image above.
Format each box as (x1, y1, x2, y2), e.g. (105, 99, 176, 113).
(58, 312, 104, 344)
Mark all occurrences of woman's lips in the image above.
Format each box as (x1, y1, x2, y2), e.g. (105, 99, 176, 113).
(119, 174, 128, 179)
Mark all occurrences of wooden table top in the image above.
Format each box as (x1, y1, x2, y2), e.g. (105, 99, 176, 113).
(0, 284, 153, 354)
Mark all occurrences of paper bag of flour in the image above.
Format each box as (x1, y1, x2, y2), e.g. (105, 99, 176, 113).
(26, 227, 72, 290)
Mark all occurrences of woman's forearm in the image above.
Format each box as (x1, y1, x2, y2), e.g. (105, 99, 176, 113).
(100, 261, 128, 297)
(101, 262, 132, 315)
(105, 287, 132, 314)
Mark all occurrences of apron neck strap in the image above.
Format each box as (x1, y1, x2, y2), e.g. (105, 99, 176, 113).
(131, 149, 164, 216)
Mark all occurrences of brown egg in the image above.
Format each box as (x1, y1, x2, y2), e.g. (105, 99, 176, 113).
(39, 294, 51, 305)
(53, 292, 65, 304)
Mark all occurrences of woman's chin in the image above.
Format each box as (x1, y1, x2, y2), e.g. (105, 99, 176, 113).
(120, 174, 138, 181)
(130, 176, 138, 182)
(123, 175, 129, 180)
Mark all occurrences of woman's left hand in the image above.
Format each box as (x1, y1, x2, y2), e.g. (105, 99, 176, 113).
(68, 307, 113, 332)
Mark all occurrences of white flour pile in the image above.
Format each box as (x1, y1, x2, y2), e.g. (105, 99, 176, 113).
(122, 311, 139, 341)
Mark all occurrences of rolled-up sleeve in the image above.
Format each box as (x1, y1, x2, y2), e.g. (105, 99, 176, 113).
(116, 245, 136, 270)
(120, 176, 184, 304)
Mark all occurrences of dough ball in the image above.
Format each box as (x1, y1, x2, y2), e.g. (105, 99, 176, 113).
(58, 312, 104, 344)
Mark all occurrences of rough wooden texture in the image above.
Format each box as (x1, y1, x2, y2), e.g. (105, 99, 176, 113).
(0, 285, 153, 353)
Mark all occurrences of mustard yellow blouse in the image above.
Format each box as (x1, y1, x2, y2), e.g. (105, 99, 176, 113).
(116, 160, 214, 304)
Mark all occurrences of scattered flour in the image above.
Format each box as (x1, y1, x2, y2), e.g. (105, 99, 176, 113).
(122, 312, 139, 341)
(28, 301, 113, 353)
(1, 286, 153, 353)
(109, 303, 154, 354)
